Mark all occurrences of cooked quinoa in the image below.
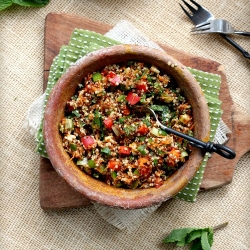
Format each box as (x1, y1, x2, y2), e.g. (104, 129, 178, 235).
(59, 61, 194, 189)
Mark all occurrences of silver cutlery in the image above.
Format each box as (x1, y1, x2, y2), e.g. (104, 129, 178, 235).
(179, 0, 250, 59)
(192, 19, 250, 36)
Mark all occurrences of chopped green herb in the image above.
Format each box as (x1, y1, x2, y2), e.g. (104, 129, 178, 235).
(133, 168, 139, 175)
(111, 171, 117, 179)
(93, 110, 103, 139)
(136, 75, 142, 80)
(158, 129, 167, 136)
(101, 147, 111, 155)
(130, 179, 139, 189)
(79, 121, 85, 128)
(70, 144, 77, 151)
(115, 181, 123, 187)
(96, 165, 106, 174)
(150, 104, 166, 112)
(72, 110, 81, 118)
(153, 159, 158, 166)
(93, 172, 100, 178)
(124, 125, 136, 136)
(147, 75, 153, 82)
(119, 115, 133, 123)
(116, 94, 126, 102)
(137, 145, 147, 155)
(138, 136, 146, 142)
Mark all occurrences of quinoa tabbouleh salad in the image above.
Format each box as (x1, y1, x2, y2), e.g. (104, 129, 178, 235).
(59, 61, 194, 189)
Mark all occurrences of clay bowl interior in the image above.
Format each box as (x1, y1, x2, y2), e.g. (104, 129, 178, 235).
(44, 44, 210, 209)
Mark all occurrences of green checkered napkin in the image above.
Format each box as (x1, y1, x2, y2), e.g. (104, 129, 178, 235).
(36, 29, 222, 202)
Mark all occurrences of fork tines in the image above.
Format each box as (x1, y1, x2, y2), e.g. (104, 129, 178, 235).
(179, 0, 201, 16)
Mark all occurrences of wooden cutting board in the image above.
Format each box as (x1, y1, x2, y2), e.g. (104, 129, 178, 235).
(40, 12, 250, 210)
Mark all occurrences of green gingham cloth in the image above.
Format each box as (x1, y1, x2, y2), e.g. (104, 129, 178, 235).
(36, 29, 222, 202)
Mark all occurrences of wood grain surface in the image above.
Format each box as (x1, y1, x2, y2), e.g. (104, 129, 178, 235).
(40, 12, 250, 210)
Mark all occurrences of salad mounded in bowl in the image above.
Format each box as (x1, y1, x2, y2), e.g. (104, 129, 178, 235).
(59, 61, 194, 190)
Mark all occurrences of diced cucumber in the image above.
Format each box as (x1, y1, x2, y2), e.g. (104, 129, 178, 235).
(88, 159, 96, 168)
(92, 72, 102, 82)
(65, 118, 74, 131)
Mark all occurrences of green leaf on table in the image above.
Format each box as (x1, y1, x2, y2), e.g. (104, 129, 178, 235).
(0, 0, 49, 10)
(0, 0, 12, 11)
(12, 0, 49, 7)
(163, 227, 214, 250)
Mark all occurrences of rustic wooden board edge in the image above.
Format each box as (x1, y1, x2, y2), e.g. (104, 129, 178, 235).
(40, 12, 250, 210)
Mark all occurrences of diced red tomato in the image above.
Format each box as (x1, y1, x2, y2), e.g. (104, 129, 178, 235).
(81, 136, 95, 149)
(139, 165, 151, 179)
(136, 82, 148, 93)
(105, 71, 121, 86)
(119, 146, 131, 156)
(106, 71, 116, 78)
(137, 124, 149, 135)
(121, 105, 130, 115)
(110, 75, 121, 86)
(107, 159, 121, 171)
(103, 117, 113, 130)
(154, 177, 164, 188)
(126, 92, 141, 105)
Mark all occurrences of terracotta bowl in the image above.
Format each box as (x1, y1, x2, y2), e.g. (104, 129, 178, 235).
(44, 44, 210, 209)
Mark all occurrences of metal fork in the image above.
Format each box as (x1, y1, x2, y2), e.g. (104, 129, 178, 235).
(192, 19, 250, 36)
(180, 0, 250, 59)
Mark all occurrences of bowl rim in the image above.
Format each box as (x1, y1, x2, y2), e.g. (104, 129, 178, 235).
(43, 44, 210, 209)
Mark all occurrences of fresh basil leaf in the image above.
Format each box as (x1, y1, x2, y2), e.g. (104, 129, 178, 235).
(12, 0, 49, 7)
(0, 0, 12, 11)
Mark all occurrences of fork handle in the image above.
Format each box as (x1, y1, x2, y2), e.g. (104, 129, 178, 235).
(221, 34, 250, 58)
(158, 123, 236, 159)
(234, 31, 250, 36)
(189, 141, 236, 159)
